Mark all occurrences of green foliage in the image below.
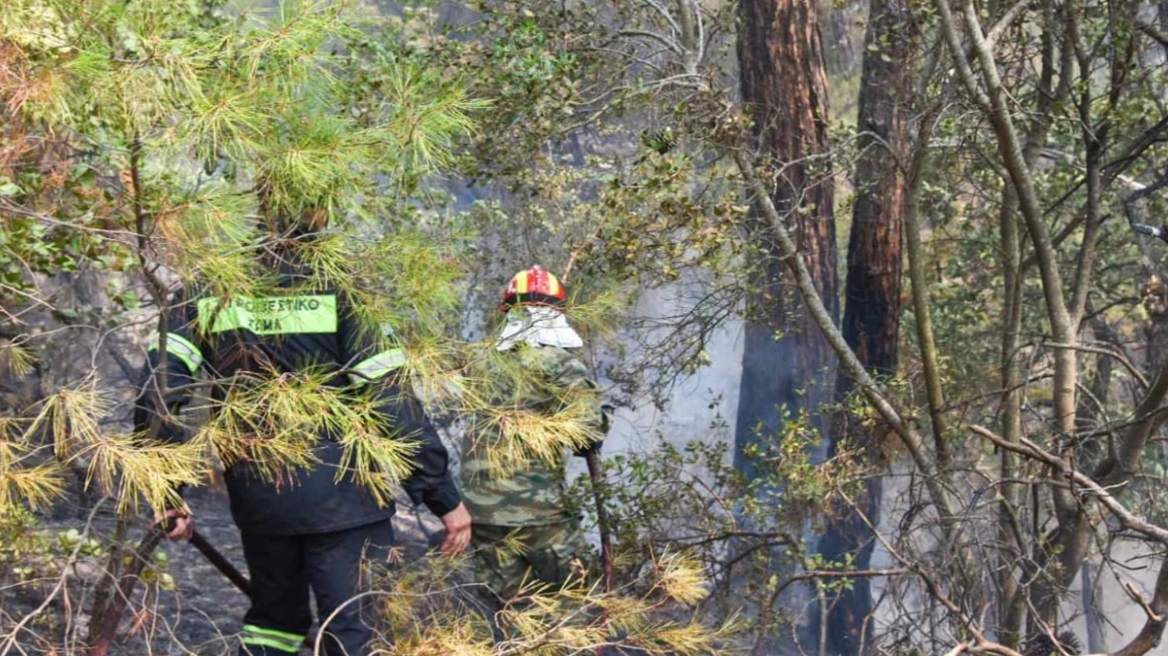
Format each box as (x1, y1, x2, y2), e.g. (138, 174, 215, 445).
(0, 508, 176, 600)
(0, 0, 491, 512)
(573, 409, 866, 645)
(0, 507, 60, 582)
(1, 0, 486, 289)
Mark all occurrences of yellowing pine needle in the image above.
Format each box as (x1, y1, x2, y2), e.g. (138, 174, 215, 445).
(24, 375, 109, 459)
(466, 400, 601, 477)
(194, 368, 426, 503)
(653, 551, 711, 606)
(84, 433, 208, 514)
(0, 462, 66, 512)
(0, 340, 35, 378)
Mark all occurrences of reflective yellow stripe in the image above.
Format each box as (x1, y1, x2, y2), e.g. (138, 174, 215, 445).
(242, 624, 306, 643)
(241, 624, 304, 652)
(240, 637, 301, 653)
(349, 348, 406, 385)
(148, 333, 203, 375)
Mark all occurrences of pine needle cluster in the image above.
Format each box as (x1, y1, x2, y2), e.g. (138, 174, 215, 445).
(453, 344, 605, 479)
(0, 374, 205, 516)
(0, 429, 65, 512)
(183, 366, 422, 507)
(368, 547, 739, 655)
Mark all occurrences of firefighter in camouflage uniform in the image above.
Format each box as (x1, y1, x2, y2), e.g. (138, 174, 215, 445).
(460, 265, 611, 601)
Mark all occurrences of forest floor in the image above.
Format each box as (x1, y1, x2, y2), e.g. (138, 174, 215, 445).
(3, 483, 449, 656)
(4, 481, 670, 656)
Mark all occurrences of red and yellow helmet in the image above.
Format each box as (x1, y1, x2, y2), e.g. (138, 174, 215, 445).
(500, 265, 567, 312)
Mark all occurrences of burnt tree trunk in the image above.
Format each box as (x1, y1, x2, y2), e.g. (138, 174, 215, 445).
(813, 0, 913, 651)
(735, 0, 839, 479)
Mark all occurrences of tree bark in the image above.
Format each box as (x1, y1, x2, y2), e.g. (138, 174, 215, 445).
(735, 0, 839, 481)
(814, 0, 913, 649)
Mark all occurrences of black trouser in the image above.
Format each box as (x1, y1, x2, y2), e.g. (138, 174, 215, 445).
(237, 521, 394, 656)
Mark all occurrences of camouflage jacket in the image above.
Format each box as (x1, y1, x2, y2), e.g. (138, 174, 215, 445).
(459, 344, 608, 527)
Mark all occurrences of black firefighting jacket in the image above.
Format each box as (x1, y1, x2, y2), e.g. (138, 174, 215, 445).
(133, 267, 461, 536)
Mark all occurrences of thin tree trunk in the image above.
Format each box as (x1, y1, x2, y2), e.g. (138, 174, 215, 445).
(931, 0, 1088, 626)
(1081, 560, 1106, 653)
(997, 189, 1027, 647)
(903, 105, 947, 469)
(997, 11, 1073, 638)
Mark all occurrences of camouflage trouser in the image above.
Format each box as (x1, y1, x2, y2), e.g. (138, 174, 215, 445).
(470, 521, 588, 600)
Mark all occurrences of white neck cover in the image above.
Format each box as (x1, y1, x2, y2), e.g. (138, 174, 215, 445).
(495, 306, 584, 351)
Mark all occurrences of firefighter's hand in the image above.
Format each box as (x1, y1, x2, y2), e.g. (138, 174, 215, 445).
(156, 509, 193, 541)
(438, 503, 471, 555)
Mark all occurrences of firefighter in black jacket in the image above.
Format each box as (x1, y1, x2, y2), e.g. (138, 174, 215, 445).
(134, 209, 471, 656)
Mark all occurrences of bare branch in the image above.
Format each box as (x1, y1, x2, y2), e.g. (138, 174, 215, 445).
(971, 425, 1168, 546)
(1136, 19, 1168, 49)
(985, 0, 1031, 46)
(617, 29, 686, 58)
(1113, 559, 1168, 656)
(1046, 342, 1148, 389)
(1123, 581, 1164, 624)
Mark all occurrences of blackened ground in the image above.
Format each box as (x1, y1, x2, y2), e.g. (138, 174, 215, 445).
(7, 486, 665, 656)
(4, 484, 445, 656)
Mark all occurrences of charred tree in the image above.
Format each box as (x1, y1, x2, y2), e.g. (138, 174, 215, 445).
(734, 0, 840, 483)
(812, 0, 913, 651)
